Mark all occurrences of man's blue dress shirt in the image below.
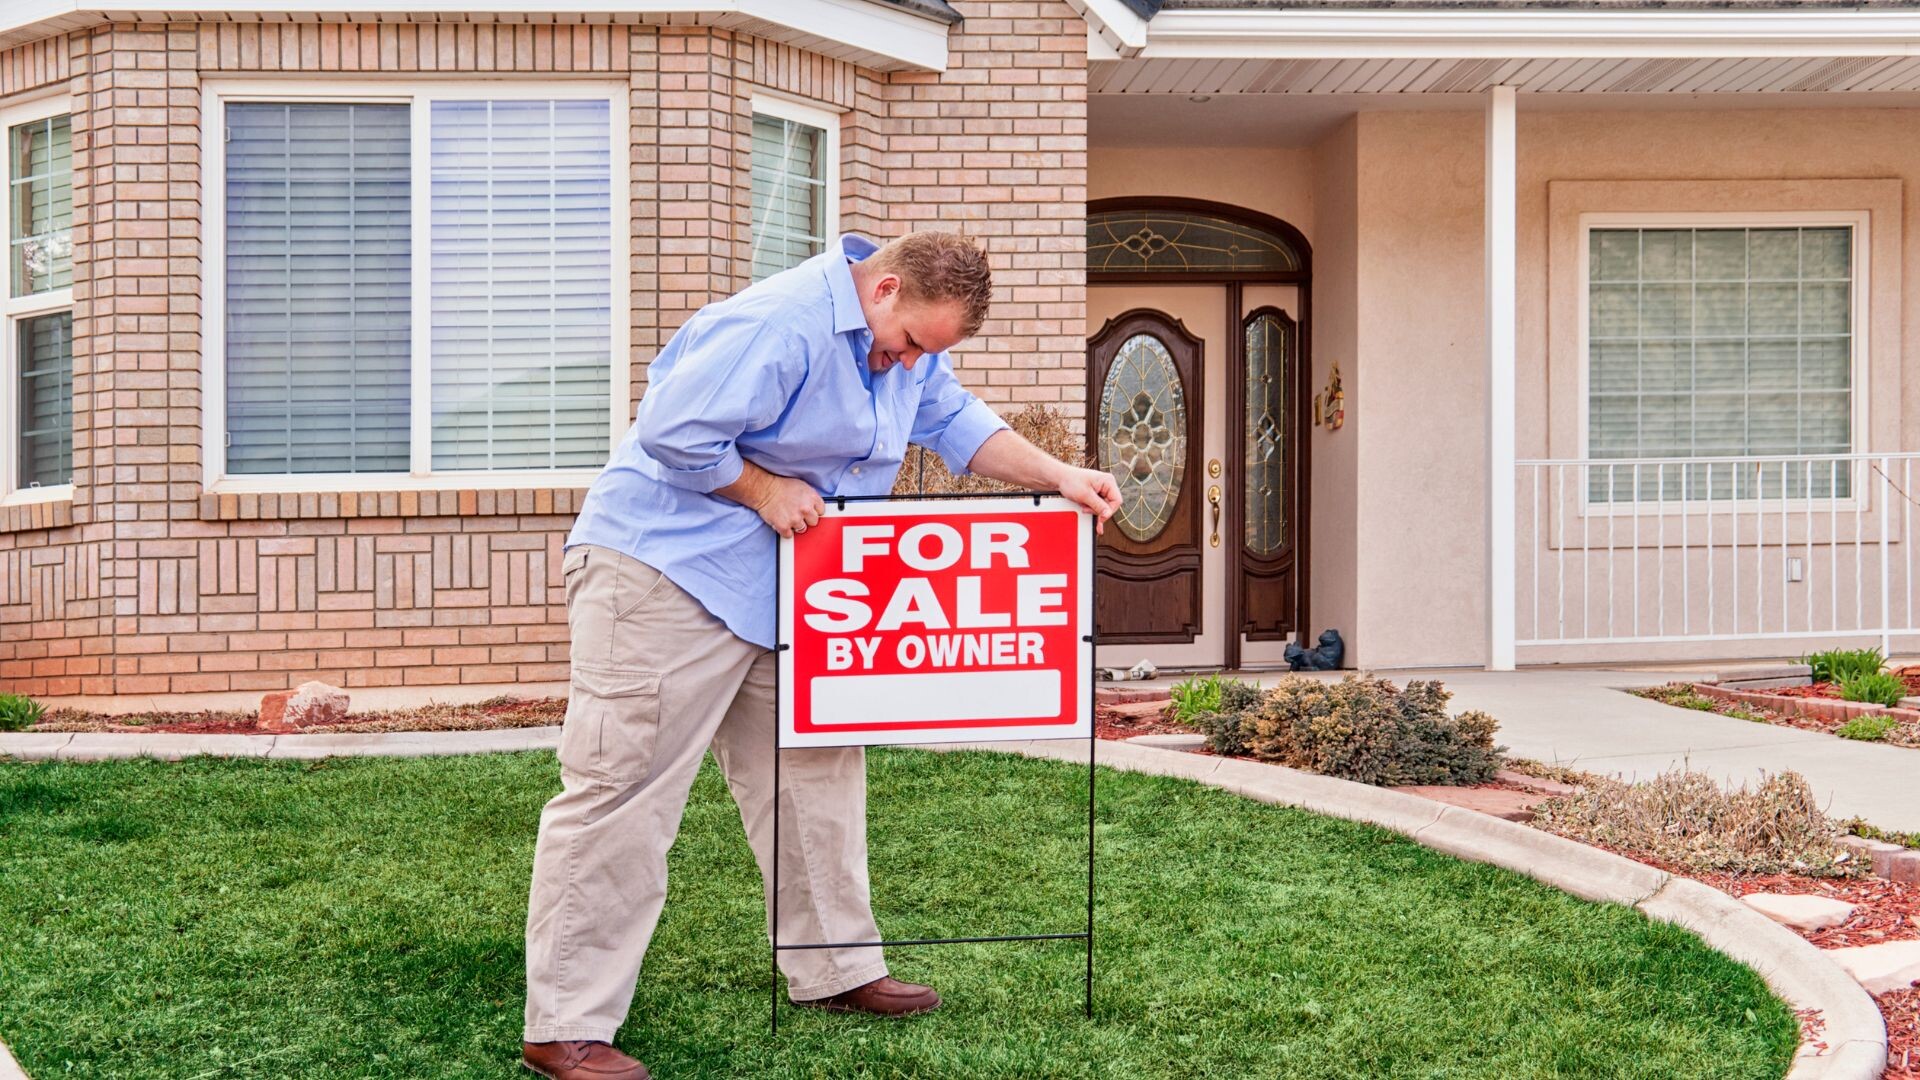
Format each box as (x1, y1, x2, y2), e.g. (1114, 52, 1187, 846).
(566, 234, 1009, 649)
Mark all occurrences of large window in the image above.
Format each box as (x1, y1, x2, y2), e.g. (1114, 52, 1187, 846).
(1586, 220, 1859, 500)
(208, 86, 625, 488)
(2, 102, 72, 502)
(749, 94, 839, 282)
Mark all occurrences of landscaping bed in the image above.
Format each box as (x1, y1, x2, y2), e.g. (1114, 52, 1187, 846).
(0, 749, 1800, 1078)
(1636, 677, 1920, 749)
(19, 695, 566, 736)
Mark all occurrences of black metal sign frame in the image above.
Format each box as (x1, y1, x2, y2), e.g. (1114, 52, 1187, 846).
(770, 490, 1096, 1032)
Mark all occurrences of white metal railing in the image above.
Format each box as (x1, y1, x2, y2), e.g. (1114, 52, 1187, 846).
(1516, 453, 1920, 648)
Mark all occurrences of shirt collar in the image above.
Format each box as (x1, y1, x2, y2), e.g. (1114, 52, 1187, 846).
(827, 233, 878, 336)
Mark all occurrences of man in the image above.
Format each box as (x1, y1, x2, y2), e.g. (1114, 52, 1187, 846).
(522, 231, 1122, 1080)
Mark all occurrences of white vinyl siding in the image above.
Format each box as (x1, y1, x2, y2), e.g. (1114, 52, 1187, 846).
(9, 113, 70, 297)
(17, 310, 69, 489)
(1587, 224, 1856, 500)
(224, 102, 412, 474)
(751, 114, 826, 281)
(429, 99, 612, 471)
(206, 84, 623, 489)
(3, 101, 73, 500)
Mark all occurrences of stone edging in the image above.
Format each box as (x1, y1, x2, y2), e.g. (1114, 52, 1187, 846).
(0, 726, 1888, 1079)
(1696, 681, 1920, 729)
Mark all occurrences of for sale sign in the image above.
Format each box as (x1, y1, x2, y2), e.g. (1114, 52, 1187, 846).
(777, 496, 1094, 749)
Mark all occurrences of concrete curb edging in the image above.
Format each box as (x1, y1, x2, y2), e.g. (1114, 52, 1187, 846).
(0, 726, 563, 762)
(922, 737, 1889, 1080)
(0, 726, 1888, 1078)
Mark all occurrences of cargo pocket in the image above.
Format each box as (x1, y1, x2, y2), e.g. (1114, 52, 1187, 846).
(559, 663, 663, 785)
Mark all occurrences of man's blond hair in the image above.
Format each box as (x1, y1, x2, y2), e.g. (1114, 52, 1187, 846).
(867, 231, 994, 338)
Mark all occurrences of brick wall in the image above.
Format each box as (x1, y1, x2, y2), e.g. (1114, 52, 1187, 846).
(0, 2, 1089, 699)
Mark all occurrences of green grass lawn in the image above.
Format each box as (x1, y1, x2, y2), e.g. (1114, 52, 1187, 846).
(0, 749, 1796, 1079)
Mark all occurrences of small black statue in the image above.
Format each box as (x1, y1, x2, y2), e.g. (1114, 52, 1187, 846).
(1284, 629, 1344, 671)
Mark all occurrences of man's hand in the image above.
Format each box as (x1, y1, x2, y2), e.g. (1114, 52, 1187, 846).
(715, 460, 825, 539)
(967, 429, 1125, 535)
(1054, 464, 1123, 536)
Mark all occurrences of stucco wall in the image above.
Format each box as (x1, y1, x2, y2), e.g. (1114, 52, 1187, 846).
(1352, 106, 1920, 668)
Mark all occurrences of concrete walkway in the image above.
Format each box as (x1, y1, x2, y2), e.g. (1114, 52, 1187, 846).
(1228, 666, 1920, 833)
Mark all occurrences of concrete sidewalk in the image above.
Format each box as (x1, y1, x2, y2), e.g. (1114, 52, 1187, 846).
(1221, 666, 1920, 832)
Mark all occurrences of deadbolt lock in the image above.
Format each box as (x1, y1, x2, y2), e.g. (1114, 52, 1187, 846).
(1207, 459, 1223, 478)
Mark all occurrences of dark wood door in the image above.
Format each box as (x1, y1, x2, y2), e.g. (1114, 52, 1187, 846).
(1087, 309, 1204, 644)
(1237, 306, 1301, 639)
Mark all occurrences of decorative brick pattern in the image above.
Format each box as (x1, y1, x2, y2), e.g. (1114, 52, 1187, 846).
(194, 23, 633, 74)
(1695, 682, 1920, 726)
(0, 36, 70, 97)
(0, 4, 1093, 698)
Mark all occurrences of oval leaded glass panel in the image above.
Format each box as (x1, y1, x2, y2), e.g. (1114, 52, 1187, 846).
(1244, 313, 1290, 557)
(1099, 333, 1188, 543)
(1088, 209, 1302, 275)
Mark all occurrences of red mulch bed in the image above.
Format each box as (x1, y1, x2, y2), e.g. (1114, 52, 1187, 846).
(1766, 683, 1845, 700)
(31, 697, 568, 735)
(1092, 704, 1194, 743)
(1768, 666, 1920, 700)
(1886, 987, 1920, 1079)
(1692, 871, 1920, 948)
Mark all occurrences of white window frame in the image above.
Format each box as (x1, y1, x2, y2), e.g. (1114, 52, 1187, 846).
(0, 91, 75, 508)
(1575, 209, 1871, 513)
(748, 90, 841, 280)
(202, 79, 631, 494)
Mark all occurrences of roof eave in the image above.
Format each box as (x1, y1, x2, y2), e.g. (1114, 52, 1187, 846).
(0, 0, 953, 72)
(1126, 8, 1920, 59)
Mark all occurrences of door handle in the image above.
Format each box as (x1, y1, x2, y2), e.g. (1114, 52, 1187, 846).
(1207, 485, 1222, 548)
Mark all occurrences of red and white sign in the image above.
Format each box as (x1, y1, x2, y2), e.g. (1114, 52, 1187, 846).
(778, 496, 1093, 749)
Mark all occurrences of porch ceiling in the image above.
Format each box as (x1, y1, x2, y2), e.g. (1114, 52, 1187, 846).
(1091, 53, 1920, 95)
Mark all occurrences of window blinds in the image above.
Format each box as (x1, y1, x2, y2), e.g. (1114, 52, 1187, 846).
(750, 115, 825, 282)
(17, 310, 70, 488)
(1588, 226, 1852, 499)
(429, 99, 612, 471)
(8, 113, 71, 297)
(224, 102, 412, 475)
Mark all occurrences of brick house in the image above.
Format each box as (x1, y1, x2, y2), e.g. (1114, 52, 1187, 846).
(7, 0, 1920, 698)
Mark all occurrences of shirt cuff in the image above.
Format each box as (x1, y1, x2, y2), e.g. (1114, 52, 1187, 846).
(936, 399, 1011, 475)
(655, 446, 746, 494)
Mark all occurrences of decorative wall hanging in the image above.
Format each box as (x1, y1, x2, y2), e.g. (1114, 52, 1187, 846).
(1313, 360, 1345, 431)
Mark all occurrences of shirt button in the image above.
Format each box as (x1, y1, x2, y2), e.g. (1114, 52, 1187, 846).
(851, 466, 862, 475)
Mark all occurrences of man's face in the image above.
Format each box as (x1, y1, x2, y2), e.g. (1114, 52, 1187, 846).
(858, 272, 969, 376)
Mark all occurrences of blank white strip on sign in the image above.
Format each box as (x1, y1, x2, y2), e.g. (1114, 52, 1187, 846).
(810, 670, 1061, 727)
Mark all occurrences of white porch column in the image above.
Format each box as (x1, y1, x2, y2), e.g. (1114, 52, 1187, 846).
(1485, 85, 1518, 671)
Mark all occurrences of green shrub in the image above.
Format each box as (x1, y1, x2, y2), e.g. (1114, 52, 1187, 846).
(1803, 646, 1884, 684)
(1535, 768, 1856, 877)
(1236, 673, 1505, 787)
(1838, 670, 1905, 708)
(1835, 714, 1898, 741)
(1168, 673, 1226, 724)
(0, 694, 44, 732)
(1191, 680, 1266, 756)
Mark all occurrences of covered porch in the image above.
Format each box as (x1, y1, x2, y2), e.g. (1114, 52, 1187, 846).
(1083, 3, 1920, 672)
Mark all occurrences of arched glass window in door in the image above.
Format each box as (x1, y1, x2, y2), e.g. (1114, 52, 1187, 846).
(1099, 333, 1188, 543)
(1244, 312, 1291, 557)
(1088, 209, 1303, 275)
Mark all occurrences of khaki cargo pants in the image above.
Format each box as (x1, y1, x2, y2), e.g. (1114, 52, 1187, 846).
(524, 543, 887, 1044)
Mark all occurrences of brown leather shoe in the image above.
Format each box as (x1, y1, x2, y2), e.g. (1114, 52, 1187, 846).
(521, 1040, 650, 1080)
(795, 975, 941, 1017)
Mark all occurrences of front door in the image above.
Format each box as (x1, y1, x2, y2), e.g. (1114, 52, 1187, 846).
(1088, 283, 1305, 671)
